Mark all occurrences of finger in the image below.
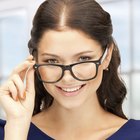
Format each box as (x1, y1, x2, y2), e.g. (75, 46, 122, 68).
(27, 55, 34, 61)
(26, 66, 35, 94)
(12, 61, 34, 74)
(23, 64, 35, 101)
(8, 81, 18, 101)
(11, 74, 25, 99)
(11, 57, 35, 76)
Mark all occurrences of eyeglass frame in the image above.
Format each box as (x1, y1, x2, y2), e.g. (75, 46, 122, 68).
(33, 47, 108, 83)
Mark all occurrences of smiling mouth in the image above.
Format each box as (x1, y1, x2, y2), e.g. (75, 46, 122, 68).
(56, 84, 86, 96)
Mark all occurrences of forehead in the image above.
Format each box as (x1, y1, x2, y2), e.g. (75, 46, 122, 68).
(38, 29, 101, 53)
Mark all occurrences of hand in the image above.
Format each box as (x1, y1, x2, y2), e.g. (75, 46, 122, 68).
(0, 55, 35, 121)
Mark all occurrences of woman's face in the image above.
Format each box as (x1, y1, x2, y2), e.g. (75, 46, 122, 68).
(37, 29, 109, 109)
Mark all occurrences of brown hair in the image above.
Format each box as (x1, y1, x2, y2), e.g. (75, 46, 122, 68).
(28, 0, 127, 119)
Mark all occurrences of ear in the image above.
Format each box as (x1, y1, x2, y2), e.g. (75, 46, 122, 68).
(102, 43, 114, 70)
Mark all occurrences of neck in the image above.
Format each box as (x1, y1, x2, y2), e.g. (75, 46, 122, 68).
(45, 94, 112, 130)
(32, 94, 127, 139)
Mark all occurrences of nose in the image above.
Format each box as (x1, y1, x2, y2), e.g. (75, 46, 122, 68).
(61, 70, 75, 83)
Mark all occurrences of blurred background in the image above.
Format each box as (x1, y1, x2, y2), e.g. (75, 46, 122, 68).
(0, 0, 140, 119)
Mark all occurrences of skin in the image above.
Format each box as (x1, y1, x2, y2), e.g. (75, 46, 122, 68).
(32, 29, 127, 140)
(0, 55, 35, 140)
(0, 29, 127, 140)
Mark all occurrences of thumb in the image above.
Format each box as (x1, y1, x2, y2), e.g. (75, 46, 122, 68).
(25, 65, 35, 99)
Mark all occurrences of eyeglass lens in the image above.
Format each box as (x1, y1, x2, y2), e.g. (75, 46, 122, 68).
(38, 62, 97, 83)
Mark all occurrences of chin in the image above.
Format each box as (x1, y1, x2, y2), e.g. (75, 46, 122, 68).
(58, 99, 86, 110)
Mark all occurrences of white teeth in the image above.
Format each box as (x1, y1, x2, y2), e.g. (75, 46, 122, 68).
(61, 86, 82, 92)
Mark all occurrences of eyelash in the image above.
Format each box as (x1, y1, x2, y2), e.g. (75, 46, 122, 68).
(43, 56, 92, 64)
(44, 59, 59, 64)
(79, 56, 92, 62)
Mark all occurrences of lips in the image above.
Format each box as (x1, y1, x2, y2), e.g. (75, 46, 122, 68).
(62, 86, 82, 92)
(56, 84, 86, 96)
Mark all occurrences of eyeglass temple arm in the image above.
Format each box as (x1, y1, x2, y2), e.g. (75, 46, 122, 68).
(100, 48, 108, 64)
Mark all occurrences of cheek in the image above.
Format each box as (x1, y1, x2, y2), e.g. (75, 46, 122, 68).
(88, 66, 103, 90)
(42, 83, 55, 97)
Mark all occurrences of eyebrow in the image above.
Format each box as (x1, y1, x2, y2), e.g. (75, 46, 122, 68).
(74, 51, 94, 56)
(41, 50, 94, 57)
(41, 53, 59, 57)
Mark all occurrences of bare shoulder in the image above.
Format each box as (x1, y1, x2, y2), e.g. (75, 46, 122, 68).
(107, 114, 128, 129)
(101, 114, 128, 139)
(106, 118, 140, 139)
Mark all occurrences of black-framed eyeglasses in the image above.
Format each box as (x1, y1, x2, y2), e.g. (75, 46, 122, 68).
(33, 48, 108, 83)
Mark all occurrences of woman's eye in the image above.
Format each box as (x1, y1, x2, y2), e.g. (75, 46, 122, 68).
(45, 59, 58, 64)
(79, 56, 91, 62)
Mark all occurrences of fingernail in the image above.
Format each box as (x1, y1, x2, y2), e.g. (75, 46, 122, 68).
(15, 96, 18, 101)
(29, 60, 35, 64)
(28, 55, 33, 58)
(23, 91, 26, 99)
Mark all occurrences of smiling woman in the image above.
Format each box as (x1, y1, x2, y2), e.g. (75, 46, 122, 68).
(0, 0, 140, 140)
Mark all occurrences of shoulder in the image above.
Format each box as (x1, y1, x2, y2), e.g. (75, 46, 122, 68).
(0, 119, 6, 140)
(108, 119, 140, 140)
(0, 119, 6, 127)
(126, 119, 140, 129)
(120, 119, 140, 139)
(0, 119, 53, 140)
(127, 119, 140, 131)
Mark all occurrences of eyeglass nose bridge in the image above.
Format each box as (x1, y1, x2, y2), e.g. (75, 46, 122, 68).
(62, 65, 72, 72)
(61, 64, 76, 76)
(60, 65, 74, 80)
